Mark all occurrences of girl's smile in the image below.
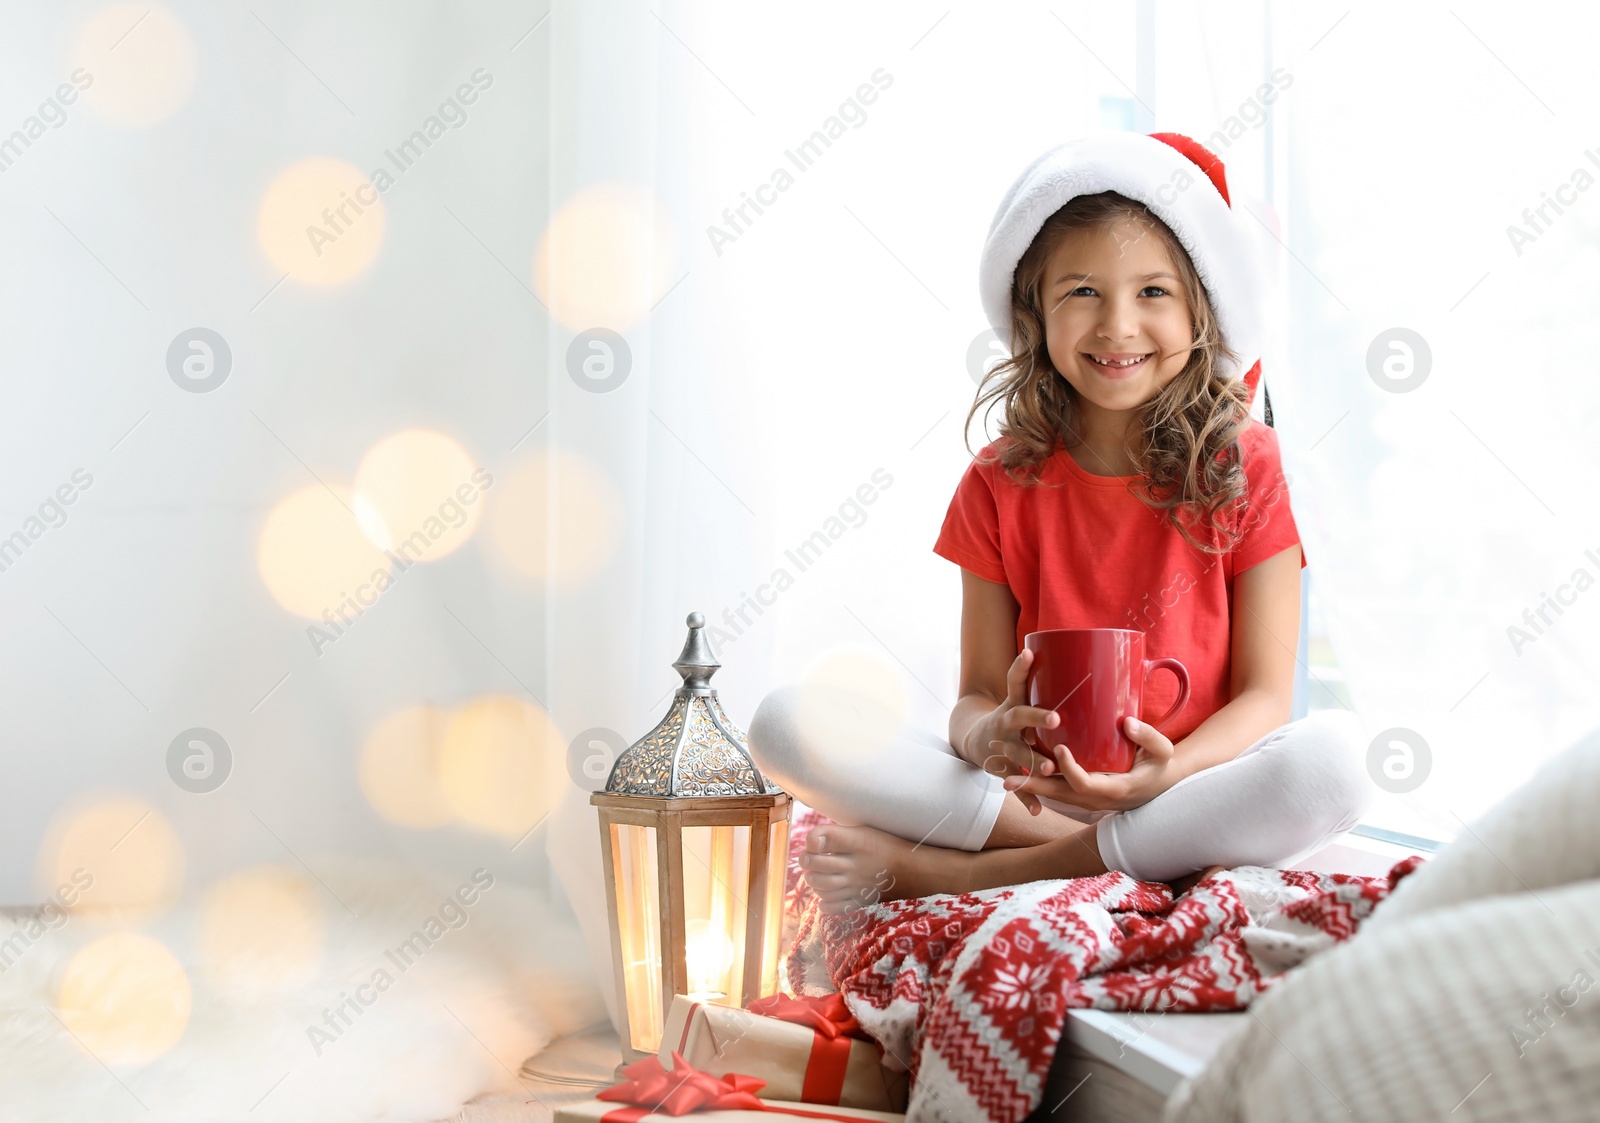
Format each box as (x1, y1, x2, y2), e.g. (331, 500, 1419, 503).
(1083, 351, 1154, 378)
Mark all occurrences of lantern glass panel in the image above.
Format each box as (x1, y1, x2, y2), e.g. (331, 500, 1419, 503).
(758, 817, 788, 994)
(679, 824, 749, 1005)
(610, 821, 663, 1054)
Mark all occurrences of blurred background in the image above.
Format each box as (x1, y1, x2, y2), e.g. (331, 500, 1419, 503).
(1, 0, 1597, 1063)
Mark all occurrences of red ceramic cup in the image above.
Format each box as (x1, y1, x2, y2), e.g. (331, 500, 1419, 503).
(1023, 629, 1190, 774)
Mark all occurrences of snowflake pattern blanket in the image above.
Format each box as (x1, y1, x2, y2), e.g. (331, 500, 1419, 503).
(776, 805, 1425, 1123)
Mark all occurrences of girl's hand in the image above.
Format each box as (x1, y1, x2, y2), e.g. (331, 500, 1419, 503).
(1002, 716, 1182, 813)
(964, 648, 1063, 816)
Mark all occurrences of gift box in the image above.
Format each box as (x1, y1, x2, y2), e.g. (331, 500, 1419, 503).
(659, 994, 908, 1113)
(554, 1096, 906, 1122)
(553, 1048, 906, 1122)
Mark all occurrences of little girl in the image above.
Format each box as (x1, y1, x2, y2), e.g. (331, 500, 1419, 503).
(748, 132, 1373, 914)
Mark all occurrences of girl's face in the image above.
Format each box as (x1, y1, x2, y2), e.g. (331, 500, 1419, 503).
(1040, 217, 1195, 418)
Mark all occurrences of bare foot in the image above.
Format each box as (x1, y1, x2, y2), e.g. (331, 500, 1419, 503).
(799, 824, 971, 915)
(1168, 864, 1229, 897)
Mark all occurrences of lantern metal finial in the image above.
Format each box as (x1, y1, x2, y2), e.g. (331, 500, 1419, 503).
(672, 612, 720, 692)
(601, 611, 779, 798)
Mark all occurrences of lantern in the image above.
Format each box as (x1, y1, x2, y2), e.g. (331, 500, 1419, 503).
(591, 612, 793, 1064)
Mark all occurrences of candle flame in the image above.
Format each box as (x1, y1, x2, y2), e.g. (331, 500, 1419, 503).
(685, 918, 735, 1000)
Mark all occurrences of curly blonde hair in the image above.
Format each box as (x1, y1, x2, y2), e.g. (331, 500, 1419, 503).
(966, 191, 1254, 555)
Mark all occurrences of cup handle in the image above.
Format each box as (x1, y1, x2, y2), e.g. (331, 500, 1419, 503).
(1142, 657, 1190, 729)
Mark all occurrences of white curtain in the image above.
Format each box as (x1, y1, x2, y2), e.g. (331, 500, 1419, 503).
(0, 2, 572, 901)
(1270, 2, 1600, 837)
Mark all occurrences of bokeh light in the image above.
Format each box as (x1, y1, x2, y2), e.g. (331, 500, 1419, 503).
(74, 4, 198, 127)
(257, 483, 392, 621)
(793, 650, 908, 771)
(198, 866, 323, 999)
(533, 180, 680, 332)
(42, 796, 183, 917)
(439, 695, 566, 839)
(359, 704, 454, 829)
(485, 449, 622, 584)
(57, 933, 191, 1065)
(353, 430, 485, 562)
(257, 157, 386, 285)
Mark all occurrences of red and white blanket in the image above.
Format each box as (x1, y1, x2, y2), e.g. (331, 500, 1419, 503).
(776, 805, 1425, 1122)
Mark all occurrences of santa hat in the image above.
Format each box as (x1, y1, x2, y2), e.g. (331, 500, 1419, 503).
(977, 131, 1267, 415)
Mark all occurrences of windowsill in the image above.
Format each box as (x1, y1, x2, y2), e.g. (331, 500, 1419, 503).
(1065, 1007, 1241, 1097)
(1348, 822, 1442, 853)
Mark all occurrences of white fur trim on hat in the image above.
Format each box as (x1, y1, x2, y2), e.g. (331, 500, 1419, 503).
(978, 132, 1265, 401)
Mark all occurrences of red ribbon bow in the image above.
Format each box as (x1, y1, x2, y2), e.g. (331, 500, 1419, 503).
(597, 1050, 768, 1116)
(745, 993, 864, 1041)
(595, 1047, 879, 1121)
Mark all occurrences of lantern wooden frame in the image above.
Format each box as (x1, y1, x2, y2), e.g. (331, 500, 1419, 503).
(592, 789, 792, 1063)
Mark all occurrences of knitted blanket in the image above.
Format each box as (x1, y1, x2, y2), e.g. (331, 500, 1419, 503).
(777, 805, 1423, 1123)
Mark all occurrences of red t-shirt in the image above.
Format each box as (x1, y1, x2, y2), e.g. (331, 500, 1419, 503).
(933, 420, 1304, 743)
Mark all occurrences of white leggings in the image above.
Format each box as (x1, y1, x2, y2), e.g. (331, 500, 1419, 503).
(746, 687, 1375, 882)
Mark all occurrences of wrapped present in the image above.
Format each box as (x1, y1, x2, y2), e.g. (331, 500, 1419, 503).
(552, 1050, 906, 1122)
(657, 993, 908, 1113)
